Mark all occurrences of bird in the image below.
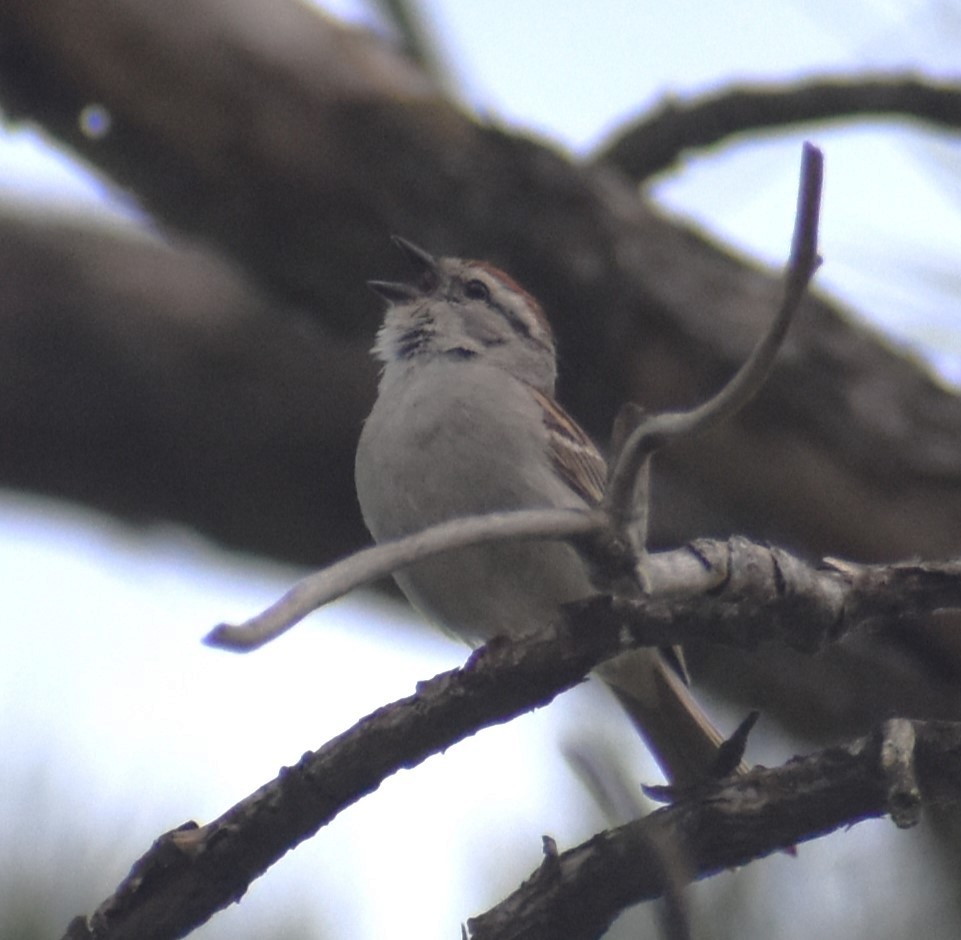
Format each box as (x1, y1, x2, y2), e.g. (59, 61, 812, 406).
(355, 236, 738, 787)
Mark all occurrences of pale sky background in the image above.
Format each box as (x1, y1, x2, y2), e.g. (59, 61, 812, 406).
(2, 2, 961, 938)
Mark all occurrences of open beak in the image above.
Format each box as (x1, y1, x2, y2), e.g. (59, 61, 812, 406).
(368, 236, 439, 303)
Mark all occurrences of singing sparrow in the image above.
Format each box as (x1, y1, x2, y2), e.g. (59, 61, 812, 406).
(355, 237, 733, 786)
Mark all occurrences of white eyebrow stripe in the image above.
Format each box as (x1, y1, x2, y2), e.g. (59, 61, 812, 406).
(465, 261, 555, 348)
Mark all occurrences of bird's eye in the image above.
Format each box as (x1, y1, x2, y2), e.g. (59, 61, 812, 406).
(464, 278, 491, 302)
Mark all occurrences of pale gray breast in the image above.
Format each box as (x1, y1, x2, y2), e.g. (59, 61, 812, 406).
(355, 359, 594, 643)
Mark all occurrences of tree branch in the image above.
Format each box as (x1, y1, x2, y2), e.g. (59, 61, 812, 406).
(206, 509, 605, 651)
(6, 7, 961, 901)
(63, 540, 961, 939)
(595, 74, 961, 181)
(210, 143, 822, 651)
(2, 4, 961, 585)
(603, 142, 822, 547)
(466, 718, 961, 940)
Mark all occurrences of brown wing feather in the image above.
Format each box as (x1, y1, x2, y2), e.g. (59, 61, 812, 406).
(530, 387, 606, 505)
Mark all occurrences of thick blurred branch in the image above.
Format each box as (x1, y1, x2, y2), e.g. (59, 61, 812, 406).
(1, 4, 960, 561)
(595, 74, 961, 181)
(2, 2, 961, 754)
(0, 210, 375, 562)
(372, 0, 455, 93)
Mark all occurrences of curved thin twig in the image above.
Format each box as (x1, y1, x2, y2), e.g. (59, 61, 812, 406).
(206, 508, 605, 650)
(209, 143, 823, 650)
(603, 142, 823, 537)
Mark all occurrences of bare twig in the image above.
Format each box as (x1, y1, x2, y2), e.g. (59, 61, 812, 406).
(210, 144, 822, 650)
(595, 74, 961, 182)
(603, 143, 823, 543)
(206, 509, 604, 650)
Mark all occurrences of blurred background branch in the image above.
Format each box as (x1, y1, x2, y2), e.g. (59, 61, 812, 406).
(596, 75, 961, 182)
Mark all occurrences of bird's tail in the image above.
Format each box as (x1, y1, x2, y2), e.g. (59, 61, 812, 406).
(598, 648, 748, 788)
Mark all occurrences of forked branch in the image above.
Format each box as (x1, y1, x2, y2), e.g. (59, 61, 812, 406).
(602, 142, 822, 541)
(64, 544, 961, 940)
(208, 143, 823, 653)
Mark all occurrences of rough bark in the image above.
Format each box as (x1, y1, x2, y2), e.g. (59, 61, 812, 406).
(56, 540, 961, 939)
